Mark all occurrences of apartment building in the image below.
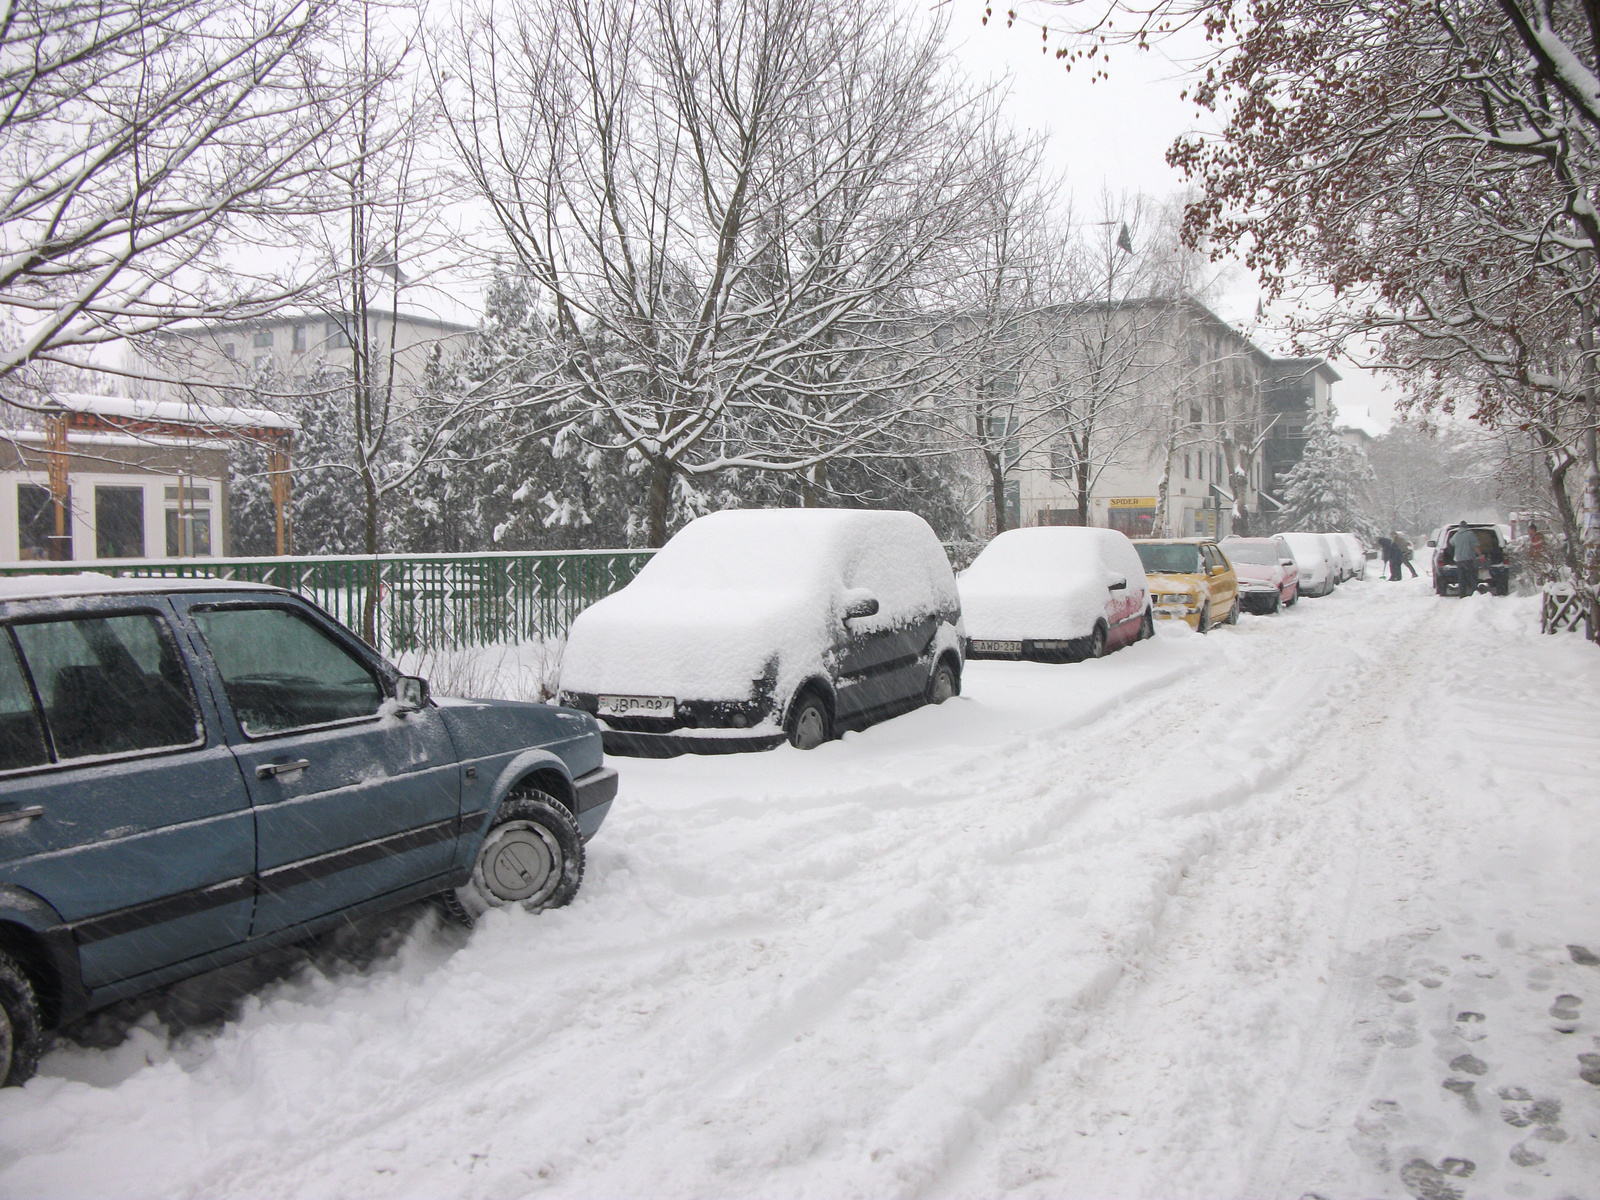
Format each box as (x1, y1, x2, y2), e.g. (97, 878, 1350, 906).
(972, 298, 1314, 540)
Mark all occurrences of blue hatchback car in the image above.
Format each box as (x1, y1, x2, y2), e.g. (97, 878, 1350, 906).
(0, 576, 617, 1086)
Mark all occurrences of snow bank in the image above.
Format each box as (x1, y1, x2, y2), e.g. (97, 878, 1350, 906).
(959, 527, 1146, 640)
(559, 508, 957, 704)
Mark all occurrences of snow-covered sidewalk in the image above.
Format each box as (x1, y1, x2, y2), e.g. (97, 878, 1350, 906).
(1, 578, 1596, 1199)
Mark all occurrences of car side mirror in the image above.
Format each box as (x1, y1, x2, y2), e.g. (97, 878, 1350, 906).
(1426, 539, 1436, 547)
(842, 589, 879, 621)
(1108, 577, 1128, 590)
(1211, 565, 1225, 575)
(1280, 558, 1295, 566)
(396, 675, 430, 712)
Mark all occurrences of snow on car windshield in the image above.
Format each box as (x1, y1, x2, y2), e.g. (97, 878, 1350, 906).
(1221, 541, 1280, 566)
(1135, 543, 1201, 574)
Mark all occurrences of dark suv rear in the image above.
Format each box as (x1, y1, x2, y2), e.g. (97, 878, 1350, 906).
(1432, 523, 1511, 595)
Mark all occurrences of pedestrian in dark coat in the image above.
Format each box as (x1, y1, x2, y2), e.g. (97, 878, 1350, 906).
(1377, 536, 1397, 580)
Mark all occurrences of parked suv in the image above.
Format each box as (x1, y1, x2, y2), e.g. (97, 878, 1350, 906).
(559, 509, 964, 755)
(0, 577, 617, 1087)
(1433, 523, 1512, 595)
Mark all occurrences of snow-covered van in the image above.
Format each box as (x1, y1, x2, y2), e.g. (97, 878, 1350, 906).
(959, 527, 1152, 661)
(558, 509, 964, 755)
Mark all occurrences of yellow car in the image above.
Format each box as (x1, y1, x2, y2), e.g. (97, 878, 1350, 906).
(1132, 538, 1241, 631)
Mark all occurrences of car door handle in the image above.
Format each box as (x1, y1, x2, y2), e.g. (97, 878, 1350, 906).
(0, 805, 43, 826)
(256, 759, 311, 780)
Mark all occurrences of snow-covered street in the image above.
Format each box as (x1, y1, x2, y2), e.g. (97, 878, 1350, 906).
(1, 577, 1596, 1199)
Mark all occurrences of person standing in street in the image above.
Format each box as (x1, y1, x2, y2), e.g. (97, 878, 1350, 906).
(1449, 523, 1483, 596)
(1395, 531, 1418, 577)
(1378, 535, 1396, 580)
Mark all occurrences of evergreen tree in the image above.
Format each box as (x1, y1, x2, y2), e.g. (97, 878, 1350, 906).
(1275, 414, 1378, 537)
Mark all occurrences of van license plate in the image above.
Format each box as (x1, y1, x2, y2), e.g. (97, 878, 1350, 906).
(597, 694, 676, 718)
(971, 640, 1022, 654)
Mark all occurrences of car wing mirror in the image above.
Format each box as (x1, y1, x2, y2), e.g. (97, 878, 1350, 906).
(1280, 557, 1295, 566)
(396, 675, 430, 712)
(1426, 539, 1436, 547)
(1108, 577, 1128, 590)
(841, 588, 880, 621)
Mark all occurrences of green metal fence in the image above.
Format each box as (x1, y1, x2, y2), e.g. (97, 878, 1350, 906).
(0, 550, 656, 653)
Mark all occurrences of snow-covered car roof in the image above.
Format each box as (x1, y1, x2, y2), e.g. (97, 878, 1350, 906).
(1131, 536, 1218, 545)
(0, 575, 281, 603)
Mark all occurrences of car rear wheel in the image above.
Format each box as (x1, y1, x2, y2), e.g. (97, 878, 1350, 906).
(0, 950, 42, 1088)
(449, 790, 584, 923)
(1225, 597, 1241, 625)
(926, 660, 959, 704)
(787, 691, 832, 750)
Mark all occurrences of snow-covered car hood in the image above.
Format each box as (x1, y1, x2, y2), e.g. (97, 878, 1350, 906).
(560, 587, 828, 701)
(1143, 571, 1201, 597)
(1232, 563, 1283, 587)
(958, 576, 1112, 640)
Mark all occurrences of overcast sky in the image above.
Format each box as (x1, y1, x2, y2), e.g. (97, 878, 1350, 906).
(939, 0, 1401, 432)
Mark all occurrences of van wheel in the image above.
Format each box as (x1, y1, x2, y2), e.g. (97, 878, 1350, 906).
(449, 790, 584, 923)
(0, 950, 42, 1087)
(927, 659, 959, 704)
(787, 691, 831, 750)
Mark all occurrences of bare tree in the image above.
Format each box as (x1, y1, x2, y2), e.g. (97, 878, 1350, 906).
(441, 0, 996, 545)
(0, 0, 375, 395)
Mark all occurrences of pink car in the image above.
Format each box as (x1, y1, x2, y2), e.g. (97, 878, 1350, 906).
(1219, 536, 1300, 614)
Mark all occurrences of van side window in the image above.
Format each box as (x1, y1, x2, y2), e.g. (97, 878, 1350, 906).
(0, 632, 47, 770)
(192, 606, 383, 736)
(12, 614, 201, 760)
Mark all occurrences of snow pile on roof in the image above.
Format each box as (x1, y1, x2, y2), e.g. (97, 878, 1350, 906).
(51, 392, 296, 432)
(1333, 403, 1387, 439)
(560, 508, 957, 704)
(959, 527, 1146, 639)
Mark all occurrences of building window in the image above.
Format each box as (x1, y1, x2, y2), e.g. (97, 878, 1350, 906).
(95, 486, 145, 559)
(253, 329, 274, 348)
(1184, 452, 1191, 479)
(17, 484, 68, 560)
(254, 354, 272, 372)
(1049, 440, 1075, 482)
(1198, 453, 1204, 480)
(293, 324, 306, 352)
(164, 485, 212, 557)
(222, 342, 236, 360)
(1189, 402, 1202, 425)
(325, 320, 350, 349)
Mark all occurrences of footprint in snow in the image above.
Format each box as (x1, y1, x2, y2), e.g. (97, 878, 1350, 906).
(1441, 1078, 1479, 1113)
(1398, 1156, 1475, 1200)
(1499, 1092, 1567, 1142)
(1454, 1011, 1487, 1042)
(1549, 993, 1582, 1033)
(1568, 944, 1600, 967)
(1509, 1141, 1546, 1168)
(1578, 1051, 1600, 1086)
(1449, 1053, 1487, 1076)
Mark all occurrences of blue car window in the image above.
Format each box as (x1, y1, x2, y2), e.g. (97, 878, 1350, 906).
(12, 613, 202, 760)
(192, 606, 383, 736)
(0, 632, 47, 770)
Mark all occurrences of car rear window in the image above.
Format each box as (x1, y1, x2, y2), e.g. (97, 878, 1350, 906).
(11, 612, 201, 760)
(1221, 541, 1278, 566)
(1135, 544, 1201, 574)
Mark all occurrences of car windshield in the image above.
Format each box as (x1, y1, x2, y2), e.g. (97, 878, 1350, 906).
(1221, 541, 1279, 566)
(1135, 543, 1201, 574)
